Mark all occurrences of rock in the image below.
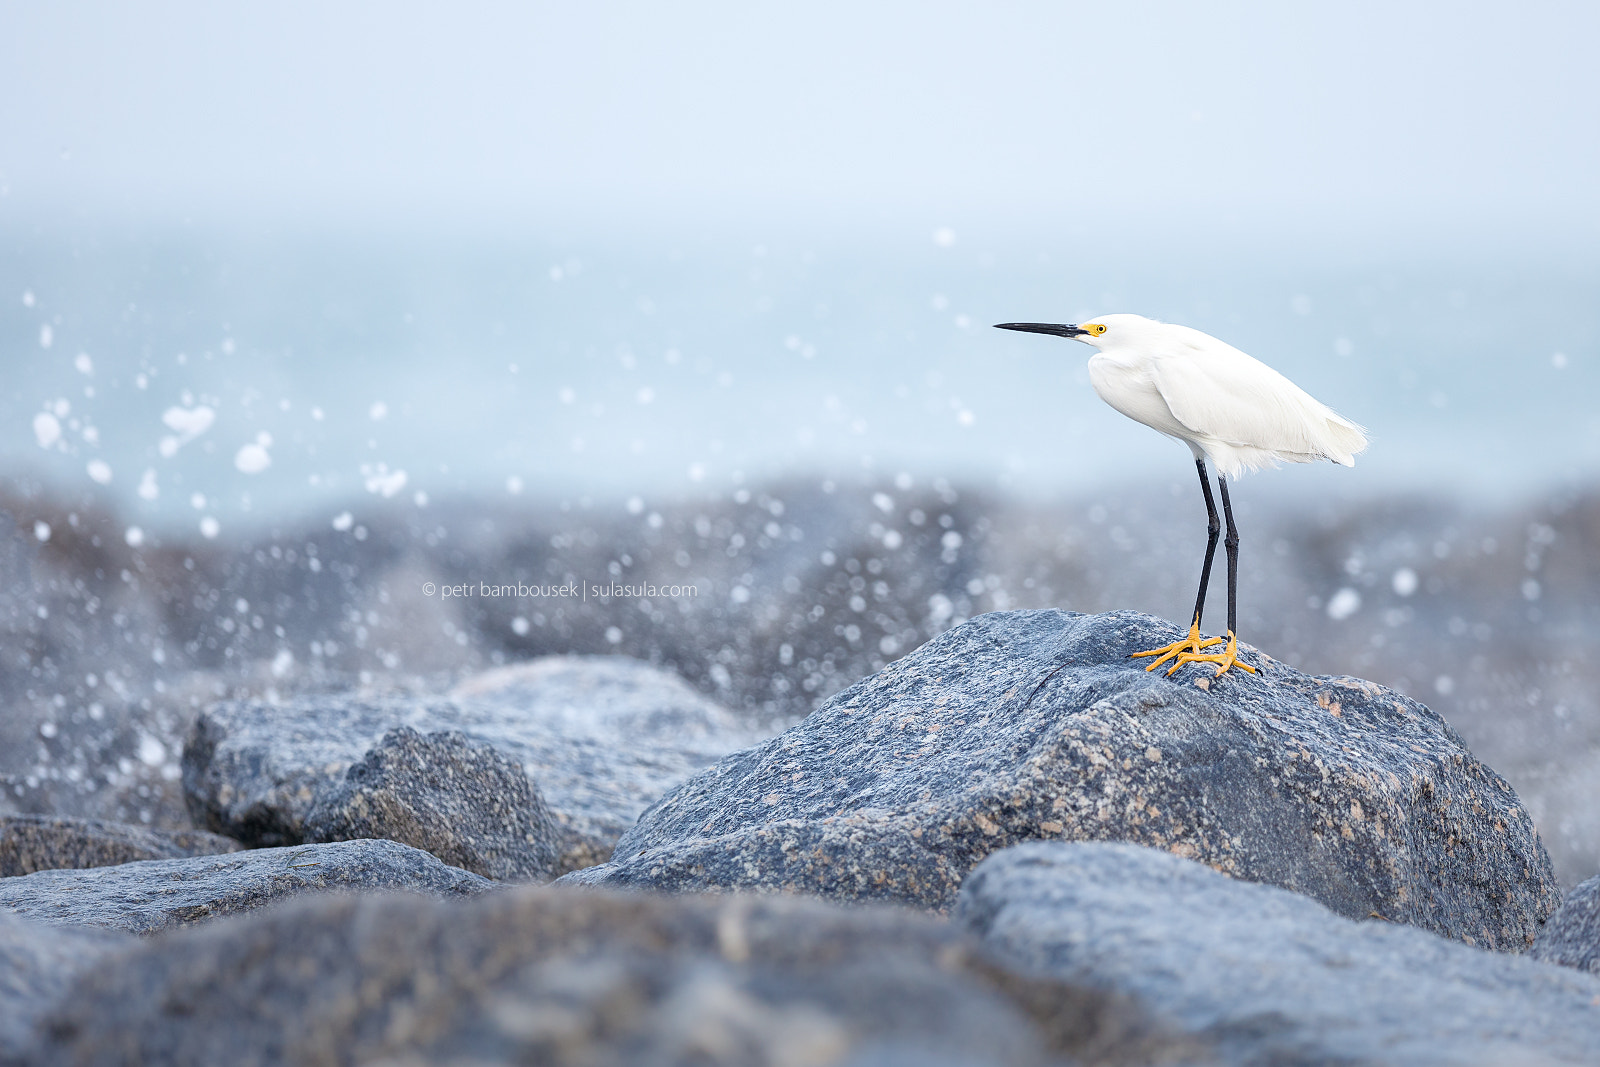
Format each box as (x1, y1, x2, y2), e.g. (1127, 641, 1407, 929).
(564, 817, 970, 907)
(566, 610, 1559, 948)
(958, 841, 1600, 1066)
(181, 695, 458, 850)
(183, 655, 764, 873)
(1, 814, 240, 877)
(302, 726, 560, 882)
(1533, 874, 1600, 975)
(22, 883, 1196, 1067)
(0, 838, 492, 936)
(0, 912, 128, 1062)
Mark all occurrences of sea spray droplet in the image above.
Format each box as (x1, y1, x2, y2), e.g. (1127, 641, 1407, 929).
(32, 412, 61, 448)
(1327, 588, 1362, 621)
(1391, 568, 1418, 597)
(137, 735, 166, 767)
(234, 442, 271, 473)
(162, 405, 215, 440)
(362, 467, 406, 497)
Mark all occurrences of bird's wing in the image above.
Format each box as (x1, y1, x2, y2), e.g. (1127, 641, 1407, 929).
(1150, 339, 1366, 461)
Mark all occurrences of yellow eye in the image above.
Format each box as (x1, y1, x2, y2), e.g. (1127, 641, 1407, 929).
(1089, 323, 1107, 336)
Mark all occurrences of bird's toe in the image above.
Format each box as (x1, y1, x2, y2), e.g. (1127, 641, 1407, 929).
(1163, 632, 1255, 679)
(1129, 620, 1222, 672)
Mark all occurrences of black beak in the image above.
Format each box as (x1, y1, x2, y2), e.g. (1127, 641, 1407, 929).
(994, 322, 1088, 339)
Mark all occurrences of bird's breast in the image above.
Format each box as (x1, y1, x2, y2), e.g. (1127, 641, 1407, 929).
(1087, 354, 1194, 441)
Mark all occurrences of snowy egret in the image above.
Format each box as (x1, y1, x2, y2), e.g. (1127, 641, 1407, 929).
(995, 314, 1366, 679)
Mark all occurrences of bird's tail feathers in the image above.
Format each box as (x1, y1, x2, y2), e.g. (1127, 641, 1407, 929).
(1321, 411, 1368, 466)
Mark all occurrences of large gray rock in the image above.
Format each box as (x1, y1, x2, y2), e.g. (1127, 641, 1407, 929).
(566, 610, 1559, 949)
(21, 884, 1196, 1067)
(0, 912, 128, 1061)
(302, 726, 560, 882)
(958, 841, 1600, 1067)
(1, 815, 240, 877)
(183, 655, 765, 873)
(1533, 874, 1600, 975)
(0, 838, 491, 935)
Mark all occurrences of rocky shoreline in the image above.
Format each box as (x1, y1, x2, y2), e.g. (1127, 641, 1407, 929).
(3, 609, 1598, 1065)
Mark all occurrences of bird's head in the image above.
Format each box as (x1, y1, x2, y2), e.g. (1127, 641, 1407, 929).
(993, 313, 1151, 350)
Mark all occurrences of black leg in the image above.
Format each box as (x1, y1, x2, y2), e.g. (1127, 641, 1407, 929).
(1216, 474, 1240, 636)
(1128, 460, 1230, 673)
(1191, 458, 1221, 632)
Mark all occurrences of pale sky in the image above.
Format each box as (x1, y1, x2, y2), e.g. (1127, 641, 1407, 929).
(3, 1, 1597, 240)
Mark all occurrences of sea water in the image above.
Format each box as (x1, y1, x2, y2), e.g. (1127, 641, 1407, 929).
(2, 224, 1596, 535)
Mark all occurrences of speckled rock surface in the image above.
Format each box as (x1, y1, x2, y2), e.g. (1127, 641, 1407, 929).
(1, 815, 240, 877)
(303, 726, 560, 881)
(183, 655, 766, 872)
(565, 817, 970, 907)
(0, 838, 492, 935)
(960, 842, 1600, 1067)
(565, 610, 1559, 948)
(0, 911, 128, 1061)
(18, 883, 1199, 1067)
(1533, 874, 1600, 975)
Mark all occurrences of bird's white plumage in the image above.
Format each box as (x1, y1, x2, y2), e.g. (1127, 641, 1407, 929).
(1082, 314, 1366, 478)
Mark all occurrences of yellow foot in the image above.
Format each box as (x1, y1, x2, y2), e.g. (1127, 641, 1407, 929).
(1165, 630, 1257, 679)
(1129, 620, 1222, 673)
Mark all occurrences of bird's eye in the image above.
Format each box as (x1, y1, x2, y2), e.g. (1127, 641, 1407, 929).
(1091, 324, 1107, 336)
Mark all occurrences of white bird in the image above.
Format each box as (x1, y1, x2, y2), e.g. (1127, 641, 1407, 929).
(995, 313, 1367, 679)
